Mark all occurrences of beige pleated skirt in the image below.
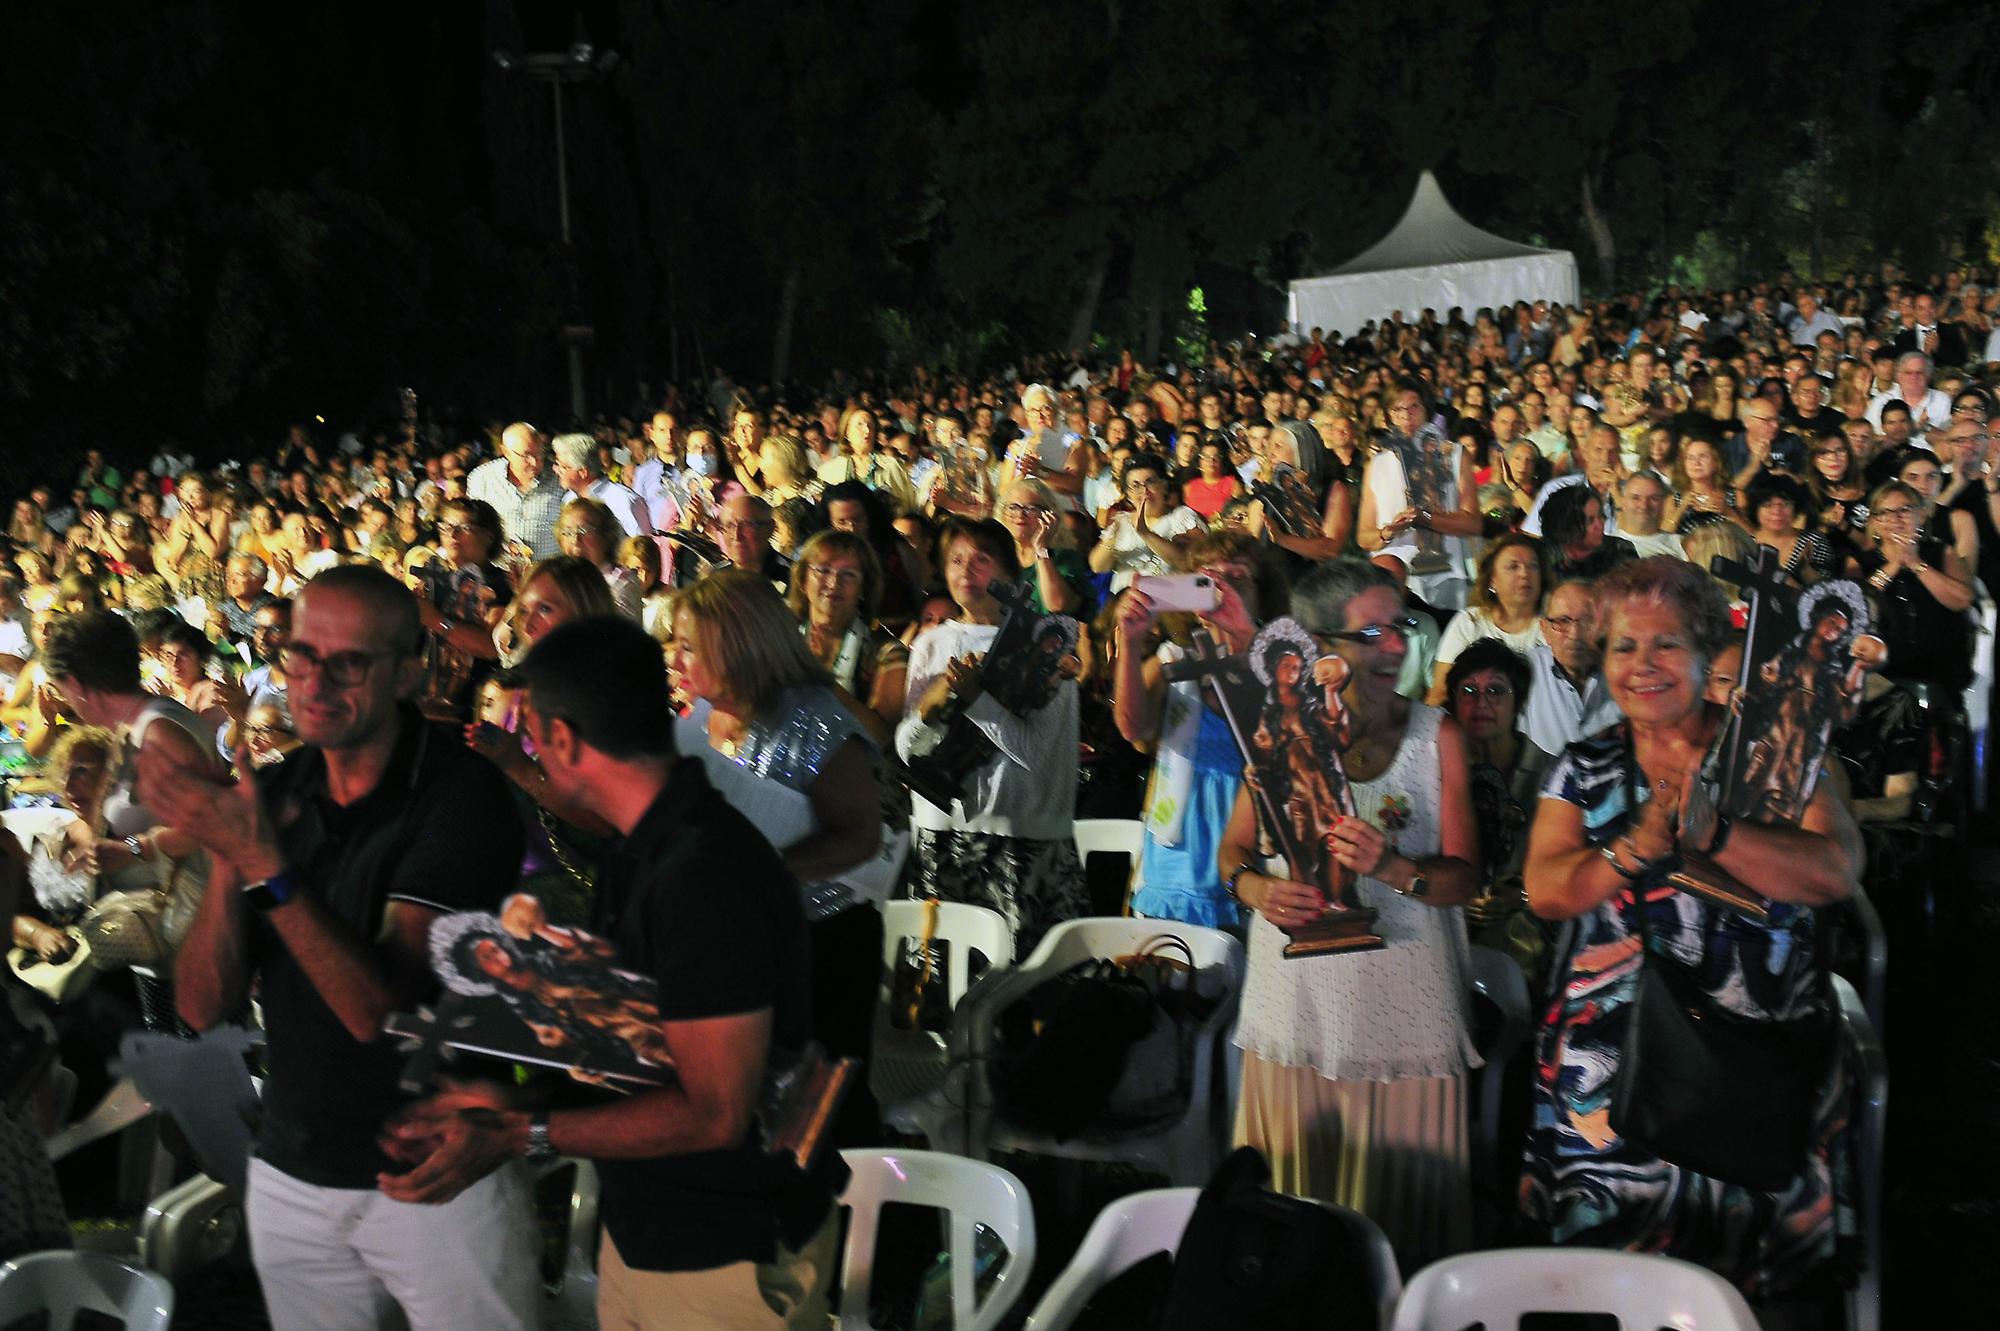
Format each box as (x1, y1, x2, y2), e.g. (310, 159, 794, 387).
(1234, 1052, 1472, 1268)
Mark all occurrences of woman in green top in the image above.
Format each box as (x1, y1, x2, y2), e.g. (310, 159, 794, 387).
(997, 476, 1091, 614)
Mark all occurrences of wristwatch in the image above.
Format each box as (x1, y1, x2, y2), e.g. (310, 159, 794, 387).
(123, 835, 149, 862)
(240, 869, 299, 912)
(1398, 860, 1430, 898)
(524, 1110, 558, 1163)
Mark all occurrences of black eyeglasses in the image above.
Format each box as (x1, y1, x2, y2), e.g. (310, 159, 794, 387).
(1002, 503, 1050, 519)
(1314, 616, 1422, 645)
(278, 643, 402, 687)
(1456, 682, 1515, 700)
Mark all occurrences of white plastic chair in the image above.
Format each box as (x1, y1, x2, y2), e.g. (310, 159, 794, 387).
(1024, 1185, 1402, 1331)
(870, 900, 1013, 1150)
(1389, 1248, 1761, 1331)
(1836, 974, 1886, 1331)
(1073, 818, 1145, 905)
(836, 1148, 1036, 1331)
(0, 1250, 175, 1331)
(958, 918, 1245, 1186)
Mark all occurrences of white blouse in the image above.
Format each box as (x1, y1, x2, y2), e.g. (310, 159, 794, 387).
(1233, 704, 1480, 1082)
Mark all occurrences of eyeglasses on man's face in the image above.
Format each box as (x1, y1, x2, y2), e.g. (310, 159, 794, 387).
(278, 642, 401, 688)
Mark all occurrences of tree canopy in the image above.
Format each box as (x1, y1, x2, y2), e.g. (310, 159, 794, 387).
(4, 0, 1997, 446)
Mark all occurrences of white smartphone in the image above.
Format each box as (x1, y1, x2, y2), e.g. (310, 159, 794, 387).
(1132, 572, 1222, 614)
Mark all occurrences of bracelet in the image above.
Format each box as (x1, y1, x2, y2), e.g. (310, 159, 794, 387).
(1600, 842, 1645, 880)
(1225, 862, 1255, 902)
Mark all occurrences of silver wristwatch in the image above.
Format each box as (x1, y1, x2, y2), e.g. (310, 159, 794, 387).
(524, 1111, 557, 1162)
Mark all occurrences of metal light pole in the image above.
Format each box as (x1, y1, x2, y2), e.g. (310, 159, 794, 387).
(493, 43, 618, 423)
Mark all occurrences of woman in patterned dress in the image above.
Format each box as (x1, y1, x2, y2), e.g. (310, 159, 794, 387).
(1520, 556, 1862, 1299)
(1219, 559, 1482, 1267)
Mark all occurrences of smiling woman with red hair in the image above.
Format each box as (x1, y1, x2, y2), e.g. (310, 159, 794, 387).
(1521, 556, 1862, 1299)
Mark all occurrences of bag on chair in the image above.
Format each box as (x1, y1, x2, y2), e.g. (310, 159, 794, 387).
(990, 935, 1210, 1140)
(1160, 1146, 1377, 1331)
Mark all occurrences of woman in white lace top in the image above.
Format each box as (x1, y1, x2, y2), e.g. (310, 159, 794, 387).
(1219, 558, 1481, 1267)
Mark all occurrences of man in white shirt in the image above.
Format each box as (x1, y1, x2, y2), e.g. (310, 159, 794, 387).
(1866, 353, 1953, 437)
(1786, 292, 1843, 347)
(1615, 473, 1685, 559)
(552, 433, 651, 538)
(1520, 581, 1621, 757)
(1522, 391, 1570, 465)
(1002, 383, 1083, 498)
(467, 423, 565, 560)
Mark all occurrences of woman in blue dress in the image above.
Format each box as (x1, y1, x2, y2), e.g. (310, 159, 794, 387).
(1109, 531, 1287, 928)
(1520, 557, 1862, 1301)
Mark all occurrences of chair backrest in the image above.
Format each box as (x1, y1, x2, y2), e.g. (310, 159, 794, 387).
(1073, 818, 1144, 864)
(1389, 1249, 1761, 1331)
(1023, 1188, 1198, 1331)
(1020, 917, 1244, 987)
(881, 900, 1014, 1007)
(1466, 944, 1531, 1060)
(0, 1250, 175, 1331)
(1027, 1185, 1399, 1331)
(836, 1149, 1037, 1331)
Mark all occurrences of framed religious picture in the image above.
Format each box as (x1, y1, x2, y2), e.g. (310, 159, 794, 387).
(1188, 618, 1384, 957)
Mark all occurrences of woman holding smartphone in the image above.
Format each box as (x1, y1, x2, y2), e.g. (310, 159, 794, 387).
(1113, 531, 1287, 927)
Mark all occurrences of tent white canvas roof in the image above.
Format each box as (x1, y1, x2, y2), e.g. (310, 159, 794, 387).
(1287, 170, 1579, 338)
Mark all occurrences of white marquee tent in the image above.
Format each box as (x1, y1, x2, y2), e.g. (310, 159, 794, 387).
(1287, 171, 1579, 338)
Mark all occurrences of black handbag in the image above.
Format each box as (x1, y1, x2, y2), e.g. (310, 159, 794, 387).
(1607, 814, 1837, 1192)
(991, 935, 1208, 1141)
(1160, 1146, 1377, 1331)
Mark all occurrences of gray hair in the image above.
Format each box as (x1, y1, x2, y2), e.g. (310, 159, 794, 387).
(1896, 351, 1933, 377)
(1021, 383, 1057, 412)
(1289, 559, 1401, 636)
(228, 551, 270, 582)
(550, 433, 598, 472)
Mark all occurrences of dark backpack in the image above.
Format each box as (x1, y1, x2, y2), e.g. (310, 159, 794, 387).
(1160, 1147, 1380, 1331)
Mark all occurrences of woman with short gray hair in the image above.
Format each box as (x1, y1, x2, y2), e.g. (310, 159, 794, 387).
(1220, 557, 1482, 1267)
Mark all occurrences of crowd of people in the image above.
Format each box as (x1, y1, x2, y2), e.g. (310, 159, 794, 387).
(4, 267, 1988, 1327)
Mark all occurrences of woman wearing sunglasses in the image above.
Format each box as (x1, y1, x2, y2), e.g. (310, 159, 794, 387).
(1220, 558, 1480, 1268)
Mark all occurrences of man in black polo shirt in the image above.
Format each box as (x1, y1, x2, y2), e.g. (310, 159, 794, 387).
(143, 564, 535, 1331)
(380, 616, 842, 1331)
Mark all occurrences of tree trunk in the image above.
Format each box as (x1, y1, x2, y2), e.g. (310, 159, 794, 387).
(1580, 171, 1616, 289)
(1064, 250, 1110, 354)
(1810, 115, 1828, 280)
(770, 256, 801, 384)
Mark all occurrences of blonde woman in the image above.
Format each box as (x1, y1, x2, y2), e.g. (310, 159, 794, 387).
(671, 569, 887, 1141)
(787, 528, 909, 742)
(749, 433, 821, 507)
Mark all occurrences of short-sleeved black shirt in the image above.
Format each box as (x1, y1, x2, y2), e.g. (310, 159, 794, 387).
(253, 703, 524, 1188)
(589, 754, 843, 1272)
